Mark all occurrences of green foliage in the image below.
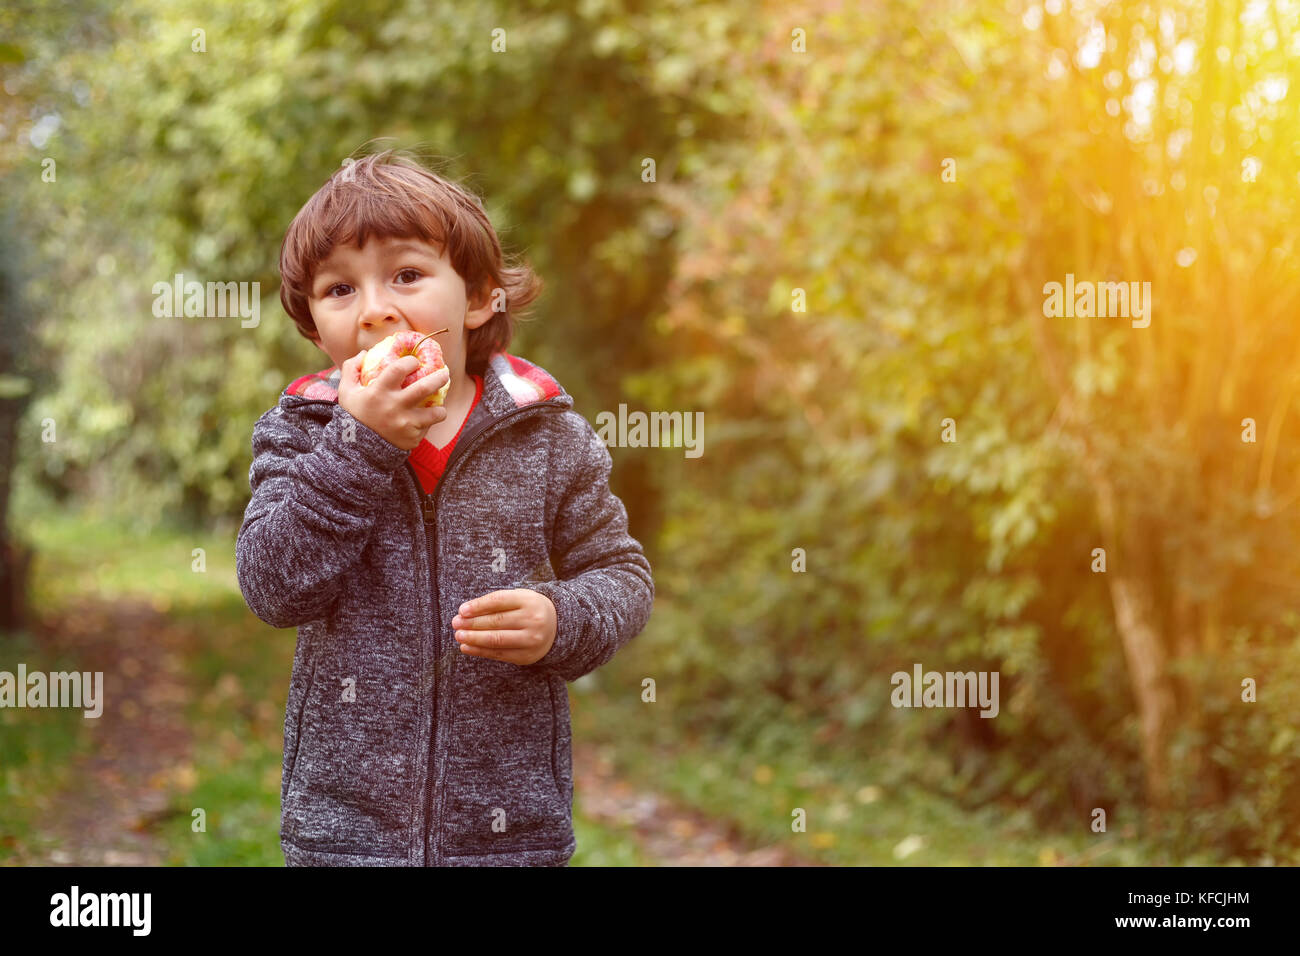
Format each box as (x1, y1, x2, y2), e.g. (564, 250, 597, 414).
(628, 0, 1300, 860)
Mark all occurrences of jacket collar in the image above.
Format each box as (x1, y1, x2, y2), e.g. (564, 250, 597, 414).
(283, 351, 573, 419)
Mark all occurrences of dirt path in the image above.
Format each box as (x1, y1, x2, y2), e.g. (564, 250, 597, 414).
(15, 597, 193, 866)
(571, 741, 825, 866)
(14, 598, 818, 866)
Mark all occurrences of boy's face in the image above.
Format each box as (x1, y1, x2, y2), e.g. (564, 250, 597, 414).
(306, 235, 493, 381)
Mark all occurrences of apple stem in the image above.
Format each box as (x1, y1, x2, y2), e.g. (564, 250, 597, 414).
(414, 329, 449, 350)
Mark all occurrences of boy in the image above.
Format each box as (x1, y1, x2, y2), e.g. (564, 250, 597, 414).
(235, 150, 654, 866)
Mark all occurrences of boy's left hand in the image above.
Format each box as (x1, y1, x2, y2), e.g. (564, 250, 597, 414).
(451, 589, 557, 665)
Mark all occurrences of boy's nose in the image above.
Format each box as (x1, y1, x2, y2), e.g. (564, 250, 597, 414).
(359, 287, 401, 330)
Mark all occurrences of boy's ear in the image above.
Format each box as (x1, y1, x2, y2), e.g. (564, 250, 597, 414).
(464, 280, 496, 330)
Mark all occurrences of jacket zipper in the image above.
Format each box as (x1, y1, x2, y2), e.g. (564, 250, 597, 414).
(403, 459, 439, 868)
(403, 400, 567, 865)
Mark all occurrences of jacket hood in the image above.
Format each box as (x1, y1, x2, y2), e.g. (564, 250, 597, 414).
(283, 350, 571, 417)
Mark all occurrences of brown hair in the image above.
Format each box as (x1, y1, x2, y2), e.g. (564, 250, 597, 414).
(278, 148, 542, 374)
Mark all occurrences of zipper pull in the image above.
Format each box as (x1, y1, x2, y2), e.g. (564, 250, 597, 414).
(421, 495, 435, 522)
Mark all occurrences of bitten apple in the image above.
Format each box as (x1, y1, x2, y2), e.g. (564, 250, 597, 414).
(359, 330, 450, 407)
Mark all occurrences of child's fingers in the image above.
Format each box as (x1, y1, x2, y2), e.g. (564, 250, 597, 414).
(452, 606, 521, 631)
(378, 354, 423, 385)
(457, 590, 525, 619)
(341, 350, 366, 381)
(408, 366, 450, 399)
(395, 367, 450, 409)
(455, 629, 531, 650)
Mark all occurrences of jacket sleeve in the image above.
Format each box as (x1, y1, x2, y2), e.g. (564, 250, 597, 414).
(236, 402, 411, 628)
(522, 413, 654, 682)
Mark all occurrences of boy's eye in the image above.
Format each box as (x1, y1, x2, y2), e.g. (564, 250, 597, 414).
(396, 268, 422, 283)
(324, 283, 352, 298)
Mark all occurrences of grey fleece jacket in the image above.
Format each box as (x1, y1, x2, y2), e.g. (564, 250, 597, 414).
(235, 350, 654, 866)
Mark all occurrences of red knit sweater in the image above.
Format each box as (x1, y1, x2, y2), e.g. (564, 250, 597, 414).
(407, 374, 484, 495)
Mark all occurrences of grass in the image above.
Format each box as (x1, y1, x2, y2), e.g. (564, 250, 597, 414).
(571, 805, 657, 866)
(154, 597, 288, 866)
(0, 627, 95, 863)
(20, 501, 239, 614)
(569, 652, 1236, 867)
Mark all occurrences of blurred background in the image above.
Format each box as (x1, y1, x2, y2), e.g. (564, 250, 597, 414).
(2, 0, 1299, 866)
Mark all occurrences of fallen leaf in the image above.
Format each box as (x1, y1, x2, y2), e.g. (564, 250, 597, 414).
(893, 834, 925, 860)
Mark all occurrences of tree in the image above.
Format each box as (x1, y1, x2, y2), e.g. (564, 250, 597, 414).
(0, 200, 38, 628)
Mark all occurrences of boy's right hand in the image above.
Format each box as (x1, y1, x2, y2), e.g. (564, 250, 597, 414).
(337, 349, 450, 451)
